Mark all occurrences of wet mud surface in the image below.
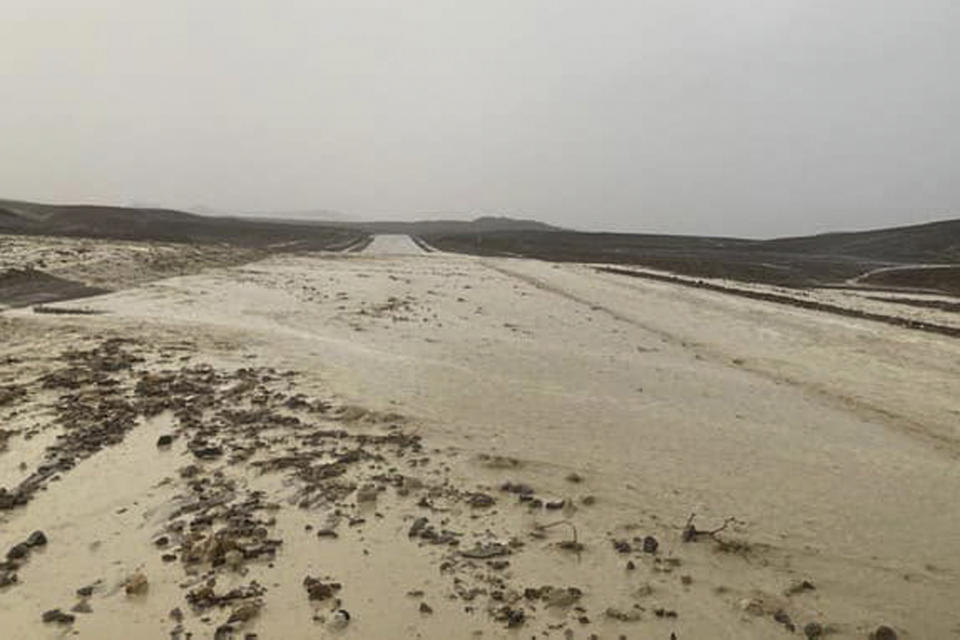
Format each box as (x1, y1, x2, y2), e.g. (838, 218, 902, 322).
(3, 241, 958, 638)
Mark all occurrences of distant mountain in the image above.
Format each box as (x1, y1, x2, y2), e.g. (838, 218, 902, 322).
(0, 198, 361, 249)
(756, 218, 960, 263)
(205, 208, 357, 223)
(420, 215, 960, 290)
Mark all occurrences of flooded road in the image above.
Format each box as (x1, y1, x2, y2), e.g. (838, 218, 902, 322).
(2, 240, 959, 638)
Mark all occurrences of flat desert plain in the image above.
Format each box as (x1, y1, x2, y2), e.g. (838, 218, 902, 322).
(1, 234, 959, 639)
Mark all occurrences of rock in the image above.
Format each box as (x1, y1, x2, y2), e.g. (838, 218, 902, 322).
(785, 579, 816, 595)
(419, 602, 433, 614)
(804, 622, 824, 639)
(156, 434, 174, 447)
(192, 445, 223, 460)
(408, 517, 428, 537)
(124, 571, 148, 595)
(460, 543, 510, 559)
(26, 530, 47, 547)
(169, 607, 184, 622)
(500, 481, 534, 496)
(228, 601, 262, 624)
(494, 606, 525, 628)
(612, 539, 632, 553)
(565, 472, 583, 483)
(71, 600, 93, 614)
(303, 576, 341, 601)
(76, 585, 94, 597)
(605, 606, 643, 622)
(41, 609, 75, 624)
(774, 610, 796, 632)
(0, 571, 17, 587)
(7, 543, 29, 560)
(329, 609, 351, 630)
(872, 626, 898, 640)
(466, 493, 495, 508)
(626, 560, 636, 571)
(642, 536, 659, 553)
(545, 499, 566, 510)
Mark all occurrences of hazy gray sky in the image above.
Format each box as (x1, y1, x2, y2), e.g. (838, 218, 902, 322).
(3, 1, 959, 237)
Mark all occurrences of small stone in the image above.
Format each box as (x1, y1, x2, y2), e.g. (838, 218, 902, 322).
(774, 610, 795, 632)
(408, 517, 428, 537)
(26, 530, 47, 547)
(803, 622, 824, 639)
(169, 607, 184, 622)
(786, 579, 816, 595)
(0, 571, 17, 587)
(303, 576, 341, 601)
(545, 499, 566, 510)
(467, 493, 495, 508)
(872, 626, 898, 640)
(76, 585, 94, 597)
(41, 608, 75, 624)
(642, 536, 659, 553)
(612, 539, 632, 553)
(330, 609, 351, 630)
(419, 602, 433, 614)
(71, 600, 93, 614)
(565, 472, 583, 483)
(228, 601, 262, 623)
(156, 434, 174, 447)
(626, 560, 636, 571)
(7, 543, 29, 560)
(192, 445, 223, 459)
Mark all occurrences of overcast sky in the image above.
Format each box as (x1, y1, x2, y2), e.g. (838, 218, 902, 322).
(3, 1, 958, 237)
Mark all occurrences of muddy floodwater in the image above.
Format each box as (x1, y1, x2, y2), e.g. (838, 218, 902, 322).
(2, 235, 959, 639)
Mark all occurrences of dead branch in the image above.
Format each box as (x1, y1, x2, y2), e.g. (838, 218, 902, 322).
(537, 520, 583, 551)
(681, 513, 735, 542)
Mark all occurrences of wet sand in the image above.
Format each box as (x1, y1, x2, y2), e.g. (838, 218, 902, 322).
(2, 236, 959, 639)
